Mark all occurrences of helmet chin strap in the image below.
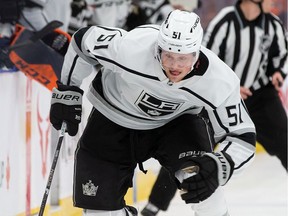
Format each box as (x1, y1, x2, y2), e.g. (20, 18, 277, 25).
(188, 64, 195, 74)
(188, 51, 200, 73)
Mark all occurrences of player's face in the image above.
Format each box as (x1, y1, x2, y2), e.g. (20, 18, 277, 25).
(161, 50, 196, 83)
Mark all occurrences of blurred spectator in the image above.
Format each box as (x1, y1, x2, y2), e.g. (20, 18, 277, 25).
(126, 0, 202, 30)
(0, 0, 72, 72)
(68, 0, 132, 35)
(269, 0, 287, 29)
(19, 0, 71, 31)
(87, 0, 132, 27)
(0, 0, 71, 85)
(68, 0, 92, 35)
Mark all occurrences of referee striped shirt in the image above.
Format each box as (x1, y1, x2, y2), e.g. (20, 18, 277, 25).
(203, 2, 288, 91)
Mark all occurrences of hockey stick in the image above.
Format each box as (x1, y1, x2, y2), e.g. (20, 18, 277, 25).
(181, 165, 200, 174)
(1, 20, 65, 90)
(0, 20, 63, 71)
(179, 165, 200, 195)
(38, 122, 67, 216)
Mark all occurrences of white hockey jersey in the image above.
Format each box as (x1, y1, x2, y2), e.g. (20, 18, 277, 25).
(61, 25, 256, 175)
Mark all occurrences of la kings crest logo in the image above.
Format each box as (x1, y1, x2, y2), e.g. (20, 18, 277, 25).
(82, 180, 98, 196)
(135, 91, 183, 117)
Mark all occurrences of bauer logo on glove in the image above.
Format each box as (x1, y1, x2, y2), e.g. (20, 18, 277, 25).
(50, 81, 84, 136)
(52, 90, 82, 103)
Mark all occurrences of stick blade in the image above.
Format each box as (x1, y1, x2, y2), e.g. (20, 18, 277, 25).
(29, 20, 63, 42)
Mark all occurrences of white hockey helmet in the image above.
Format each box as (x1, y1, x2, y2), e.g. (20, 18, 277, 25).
(157, 10, 203, 55)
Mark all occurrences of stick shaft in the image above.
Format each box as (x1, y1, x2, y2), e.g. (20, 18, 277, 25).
(38, 122, 66, 216)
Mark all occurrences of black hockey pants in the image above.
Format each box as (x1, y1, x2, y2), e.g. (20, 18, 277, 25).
(73, 108, 215, 210)
(246, 86, 287, 170)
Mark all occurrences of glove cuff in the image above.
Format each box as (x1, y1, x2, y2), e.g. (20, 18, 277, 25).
(56, 80, 84, 94)
(204, 151, 234, 186)
(51, 87, 83, 106)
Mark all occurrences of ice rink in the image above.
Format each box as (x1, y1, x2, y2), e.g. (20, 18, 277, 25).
(135, 153, 288, 216)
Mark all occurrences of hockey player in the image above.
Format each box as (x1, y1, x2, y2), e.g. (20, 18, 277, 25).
(50, 10, 256, 216)
(203, 0, 288, 170)
(140, 2, 205, 216)
(0, 0, 71, 78)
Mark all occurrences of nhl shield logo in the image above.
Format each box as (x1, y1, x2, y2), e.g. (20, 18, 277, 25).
(259, 34, 272, 54)
(82, 180, 98, 196)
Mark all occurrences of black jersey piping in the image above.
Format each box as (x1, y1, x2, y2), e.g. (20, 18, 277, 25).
(74, 26, 123, 52)
(179, 87, 216, 109)
(66, 55, 79, 85)
(97, 88, 201, 122)
(234, 153, 254, 170)
(92, 72, 158, 121)
(93, 84, 202, 122)
(92, 72, 201, 122)
(222, 141, 233, 151)
(241, 99, 249, 114)
(135, 26, 160, 31)
(97, 25, 123, 36)
(74, 26, 90, 52)
(213, 110, 230, 133)
(223, 141, 255, 170)
(178, 88, 230, 133)
(176, 88, 230, 134)
(91, 54, 161, 81)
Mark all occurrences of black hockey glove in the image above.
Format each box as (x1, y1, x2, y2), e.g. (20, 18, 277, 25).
(179, 151, 234, 203)
(50, 81, 83, 136)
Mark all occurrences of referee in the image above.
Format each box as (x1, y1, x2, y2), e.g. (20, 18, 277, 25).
(203, 0, 287, 170)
